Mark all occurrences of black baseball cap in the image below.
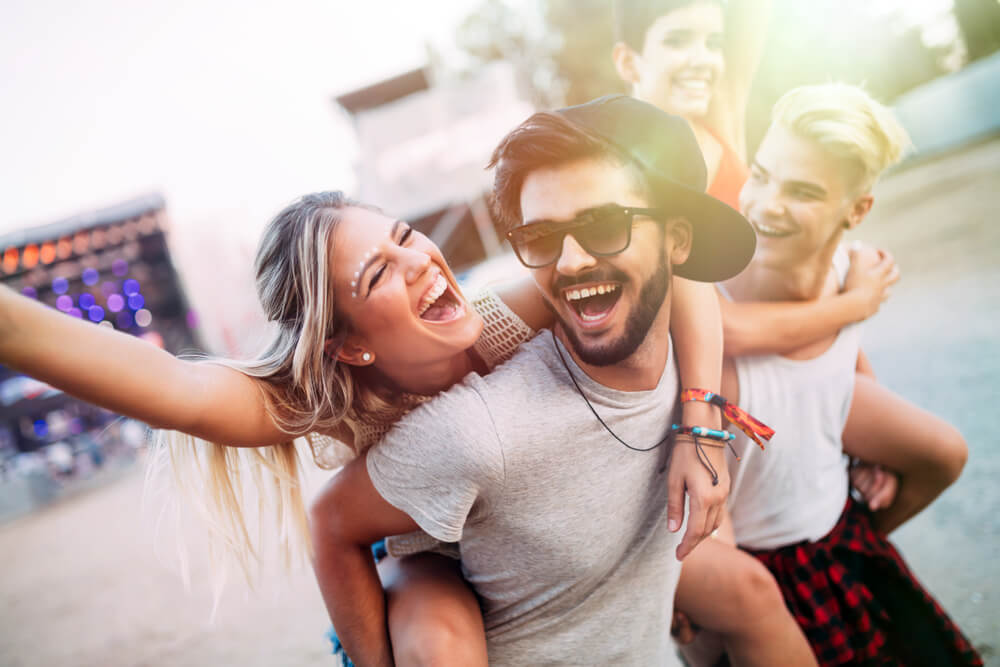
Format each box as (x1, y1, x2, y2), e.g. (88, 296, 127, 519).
(556, 95, 755, 283)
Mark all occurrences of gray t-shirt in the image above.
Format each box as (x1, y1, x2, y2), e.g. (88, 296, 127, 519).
(368, 333, 684, 666)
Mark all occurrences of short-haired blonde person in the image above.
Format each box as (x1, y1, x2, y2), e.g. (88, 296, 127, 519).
(679, 83, 982, 666)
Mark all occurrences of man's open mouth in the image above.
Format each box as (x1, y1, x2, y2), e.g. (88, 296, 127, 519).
(563, 282, 622, 325)
(418, 274, 465, 323)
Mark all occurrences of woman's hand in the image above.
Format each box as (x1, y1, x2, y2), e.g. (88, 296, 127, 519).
(850, 461, 900, 511)
(843, 243, 900, 320)
(668, 400, 730, 561)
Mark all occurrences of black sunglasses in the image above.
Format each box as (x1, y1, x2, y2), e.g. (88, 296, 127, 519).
(506, 204, 666, 268)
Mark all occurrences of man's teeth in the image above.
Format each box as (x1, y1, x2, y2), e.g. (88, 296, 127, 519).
(418, 275, 447, 316)
(564, 283, 618, 301)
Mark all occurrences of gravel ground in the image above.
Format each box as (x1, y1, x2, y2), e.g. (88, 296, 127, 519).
(0, 137, 997, 666)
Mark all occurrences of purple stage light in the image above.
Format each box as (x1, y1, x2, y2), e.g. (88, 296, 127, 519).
(123, 279, 140, 296)
(116, 311, 134, 329)
(101, 281, 117, 296)
(88, 306, 105, 322)
(79, 293, 95, 309)
(82, 268, 99, 285)
(107, 294, 125, 312)
(33, 419, 48, 438)
(112, 259, 128, 277)
(68, 307, 83, 318)
(127, 294, 145, 310)
(21, 286, 37, 299)
(186, 310, 199, 329)
(52, 277, 69, 294)
(56, 295, 73, 311)
(135, 309, 152, 327)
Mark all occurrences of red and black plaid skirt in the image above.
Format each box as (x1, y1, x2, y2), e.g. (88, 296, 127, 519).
(747, 497, 982, 666)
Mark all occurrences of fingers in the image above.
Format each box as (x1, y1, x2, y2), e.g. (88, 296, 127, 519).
(667, 468, 685, 535)
(871, 478, 899, 510)
(676, 484, 726, 561)
(671, 611, 698, 645)
(706, 502, 722, 538)
(868, 467, 900, 510)
(886, 263, 901, 286)
(676, 497, 705, 561)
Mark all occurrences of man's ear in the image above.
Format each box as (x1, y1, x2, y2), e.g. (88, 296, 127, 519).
(665, 217, 694, 266)
(843, 193, 874, 231)
(329, 336, 374, 366)
(612, 41, 641, 87)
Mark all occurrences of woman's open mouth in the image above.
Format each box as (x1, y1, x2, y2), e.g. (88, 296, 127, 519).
(418, 274, 466, 323)
(563, 282, 622, 327)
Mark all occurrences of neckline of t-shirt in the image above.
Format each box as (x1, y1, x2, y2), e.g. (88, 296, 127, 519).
(547, 332, 677, 407)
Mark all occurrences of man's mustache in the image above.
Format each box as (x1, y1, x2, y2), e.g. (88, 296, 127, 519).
(552, 268, 629, 294)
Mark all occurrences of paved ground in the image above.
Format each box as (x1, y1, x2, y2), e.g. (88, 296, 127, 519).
(0, 137, 998, 666)
(853, 136, 1000, 663)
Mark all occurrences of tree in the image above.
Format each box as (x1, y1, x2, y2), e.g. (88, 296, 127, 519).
(953, 0, 1000, 61)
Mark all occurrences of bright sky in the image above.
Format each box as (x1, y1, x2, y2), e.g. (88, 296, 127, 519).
(0, 0, 477, 241)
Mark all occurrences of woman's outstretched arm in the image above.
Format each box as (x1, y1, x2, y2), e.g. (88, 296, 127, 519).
(0, 286, 285, 446)
(721, 244, 899, 357)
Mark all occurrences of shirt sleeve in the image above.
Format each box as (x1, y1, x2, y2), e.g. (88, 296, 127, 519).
(366, 378, 504, 543)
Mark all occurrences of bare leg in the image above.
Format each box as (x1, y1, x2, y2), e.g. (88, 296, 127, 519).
(378, 553, 488, 667)
(843, 374, 968, 534)
(676, 538, 817, 667)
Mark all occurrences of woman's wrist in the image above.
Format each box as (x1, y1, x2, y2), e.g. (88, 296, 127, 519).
(680, 399, 722, 430)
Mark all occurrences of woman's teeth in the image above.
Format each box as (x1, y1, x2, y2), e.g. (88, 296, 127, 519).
(418, 274, 448, 316)
(675, 78, 710, 91)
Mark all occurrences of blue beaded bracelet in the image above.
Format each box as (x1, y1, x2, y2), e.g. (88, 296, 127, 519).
(670, 424, 736, 442)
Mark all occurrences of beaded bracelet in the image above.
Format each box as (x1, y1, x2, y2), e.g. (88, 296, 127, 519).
(681, 388, 775, 450)
(670, 428, 729, 486)
(671, 424, 736, 443)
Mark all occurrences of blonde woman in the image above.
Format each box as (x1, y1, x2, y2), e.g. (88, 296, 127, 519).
(0, 189, 734, 663)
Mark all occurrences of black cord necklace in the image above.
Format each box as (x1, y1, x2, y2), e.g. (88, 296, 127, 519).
(550, 330, 670, 452)
(549, 330, 722, 484)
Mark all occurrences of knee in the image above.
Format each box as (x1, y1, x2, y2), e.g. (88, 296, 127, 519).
(391, 607, 486, 667)
(728, 556, 786, 621)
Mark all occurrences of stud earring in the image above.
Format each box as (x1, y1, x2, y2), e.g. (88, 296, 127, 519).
(361, 352, 372, 362)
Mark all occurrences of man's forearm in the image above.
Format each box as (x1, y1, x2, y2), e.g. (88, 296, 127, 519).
(313, 539, 394, 666)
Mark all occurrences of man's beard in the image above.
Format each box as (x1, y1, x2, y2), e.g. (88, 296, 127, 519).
(552, 245, 671, 367)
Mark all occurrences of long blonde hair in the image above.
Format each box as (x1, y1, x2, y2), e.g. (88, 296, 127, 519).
(145, 191, 408, 590)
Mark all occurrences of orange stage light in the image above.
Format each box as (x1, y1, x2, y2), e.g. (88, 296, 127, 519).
(3, 247, 18, 273)
(22, 244, 39, 269)
(40, 241, 57, 264)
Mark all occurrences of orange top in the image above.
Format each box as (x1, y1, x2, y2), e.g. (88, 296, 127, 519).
(701, 124, 749, 211)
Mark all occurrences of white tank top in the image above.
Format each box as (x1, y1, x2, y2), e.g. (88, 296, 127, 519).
(720, 247, 862, 550)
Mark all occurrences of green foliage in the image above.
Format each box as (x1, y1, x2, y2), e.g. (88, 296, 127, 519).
(453, 0, 959, 151)
(541, 0, 627, 105)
